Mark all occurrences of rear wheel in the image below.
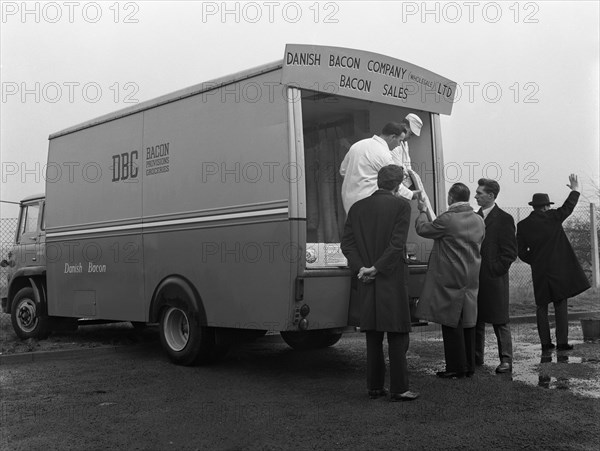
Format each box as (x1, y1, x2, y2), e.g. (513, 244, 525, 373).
(281, 330, 343, 350)
(11, 287, 50, 340)
(159, 303, 225, 365)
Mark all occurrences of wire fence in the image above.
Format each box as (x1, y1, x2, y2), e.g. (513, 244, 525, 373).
(1, 217, 18, 297)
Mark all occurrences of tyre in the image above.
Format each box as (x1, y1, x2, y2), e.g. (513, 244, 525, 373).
(281, 330, 343, 350)
(11, 287, 50, 340)
(159, 304, 220, 366)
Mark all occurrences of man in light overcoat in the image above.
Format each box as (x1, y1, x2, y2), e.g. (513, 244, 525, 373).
(474, 179, 517, 374)
(341, 165, 418, 401)
(415, 183, 485, 379)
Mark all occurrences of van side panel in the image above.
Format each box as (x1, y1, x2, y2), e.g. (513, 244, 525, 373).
(46, 114, 143, 228)
(143, 221, 291, 328)
(141, 71, 290, 217)
(142, 70, 293, 329)
(46, 114, 145, 320)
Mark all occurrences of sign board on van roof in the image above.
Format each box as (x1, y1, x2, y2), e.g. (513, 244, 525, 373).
(282, 44, 456, 115)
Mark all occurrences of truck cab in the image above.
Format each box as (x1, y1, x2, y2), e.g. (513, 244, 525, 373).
(1, 194, 49, 338)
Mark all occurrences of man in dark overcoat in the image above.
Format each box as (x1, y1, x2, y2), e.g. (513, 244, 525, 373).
(517, 174, 591, 350)
(341, 165, 418, 402)
(474, 179, 517, 374)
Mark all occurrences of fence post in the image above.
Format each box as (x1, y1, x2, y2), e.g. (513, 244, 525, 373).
(591, 203, 600, 289)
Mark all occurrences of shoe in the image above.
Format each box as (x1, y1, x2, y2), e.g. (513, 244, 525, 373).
(541, 343, 556, 351)
(436, 371, 465, 379)
(495, 362, 512, 374)
(368, 389, 388, 399)
(390, 390, 419, 402)
(465, 371, 475, 378)
(538, 375, 551, 388)
(557, 343, 574, 351)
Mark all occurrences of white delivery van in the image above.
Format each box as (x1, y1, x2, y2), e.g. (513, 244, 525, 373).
(1, 44, 456, 365)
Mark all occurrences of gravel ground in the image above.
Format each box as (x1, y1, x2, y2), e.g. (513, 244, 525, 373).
(1, 321, 599, 450)
(1, 290, 598, 450)
(0, 317, 156, 355)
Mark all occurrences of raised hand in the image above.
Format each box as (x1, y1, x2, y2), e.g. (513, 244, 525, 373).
(566, 174, 579, 191)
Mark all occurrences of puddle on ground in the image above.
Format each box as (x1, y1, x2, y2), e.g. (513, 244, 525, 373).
(415, 322, 600, 398)
(510, 339, 600, 398)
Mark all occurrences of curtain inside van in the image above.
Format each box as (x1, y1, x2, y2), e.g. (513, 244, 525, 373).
(303, 113, 370, 243)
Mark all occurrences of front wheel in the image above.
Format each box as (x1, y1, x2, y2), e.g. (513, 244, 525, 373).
(159, 304, 225, 366)
(11, 287, 50, 340)
(281, 330, 343, 350)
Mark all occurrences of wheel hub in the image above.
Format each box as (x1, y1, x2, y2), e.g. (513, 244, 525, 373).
(163, 308, 190, 352)
(17, 300, 38, 331)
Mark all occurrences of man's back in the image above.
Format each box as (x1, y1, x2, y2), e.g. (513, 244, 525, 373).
(343, 190, 410, 272)
(517, 191, 579, 265)
(518, 212, 564, 260)
(418, 204, 485, 268)
(415, 202, 485, 328)
(340, 165, 417, 399)
(340, 136, 393, 213)
(341, 189, 412, 333)
(517, 190, 590, 303)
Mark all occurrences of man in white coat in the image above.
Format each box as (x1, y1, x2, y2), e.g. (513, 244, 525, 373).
(340, 122, 420, 213)
(391, 113, 435, 220)
(391, 113, 422, 183)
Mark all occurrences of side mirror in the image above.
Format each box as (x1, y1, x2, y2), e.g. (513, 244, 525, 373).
(0, 260, 8, 268)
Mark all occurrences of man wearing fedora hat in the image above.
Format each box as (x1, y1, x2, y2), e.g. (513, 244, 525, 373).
(517, 174, 591, 350)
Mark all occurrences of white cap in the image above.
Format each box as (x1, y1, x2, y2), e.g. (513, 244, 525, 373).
(405, 113, 423, 136)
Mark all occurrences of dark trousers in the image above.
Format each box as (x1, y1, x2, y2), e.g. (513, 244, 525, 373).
(536, 299, 569, 346)
(475, 321, 513, 364)
(365, 331, 410, 394)
(441, 319, 476, 373)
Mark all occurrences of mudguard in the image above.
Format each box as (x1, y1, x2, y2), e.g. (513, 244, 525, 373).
(6, 267, 47, 314)
(149, 276, 207, 325)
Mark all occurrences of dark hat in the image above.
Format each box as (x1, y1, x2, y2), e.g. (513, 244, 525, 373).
(528, 193, 554, 207)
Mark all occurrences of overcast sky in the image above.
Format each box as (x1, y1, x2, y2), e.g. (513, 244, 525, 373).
(1, 0, 599, 218)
